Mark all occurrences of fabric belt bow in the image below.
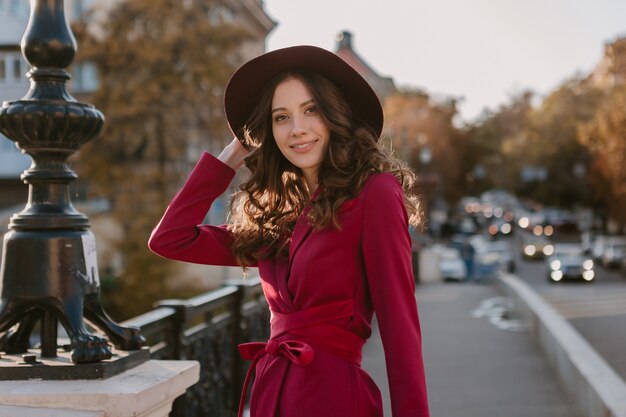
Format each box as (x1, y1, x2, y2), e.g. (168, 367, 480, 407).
(237, 339, 314, 417)
(236, 300, 361, 417)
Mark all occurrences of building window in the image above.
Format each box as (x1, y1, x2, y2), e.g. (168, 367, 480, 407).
(0, 52, 26, 84)
(81, 62, 99, 91)
(0, 53, 28, 84)
(72, 61, 99, 93)
(12, 58, 21, 80)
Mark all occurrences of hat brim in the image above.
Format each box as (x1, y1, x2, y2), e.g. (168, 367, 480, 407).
(224, 45, 383, 141)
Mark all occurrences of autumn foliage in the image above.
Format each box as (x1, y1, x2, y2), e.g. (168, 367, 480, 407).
(72, 0, 250, 318)
(579, 86, 626, 231)
(67, 1, 626, 318)
(383, 90, 466, 207)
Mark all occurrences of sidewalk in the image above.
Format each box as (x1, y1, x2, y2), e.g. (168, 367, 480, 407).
(362, 281, 580, 417)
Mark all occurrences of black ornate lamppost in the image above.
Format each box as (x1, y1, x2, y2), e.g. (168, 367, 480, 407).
(0, 0, 145, 370)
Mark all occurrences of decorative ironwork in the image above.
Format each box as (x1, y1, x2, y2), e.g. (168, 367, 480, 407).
(0, 0, 144, 366)
(123, 278, 270, 417)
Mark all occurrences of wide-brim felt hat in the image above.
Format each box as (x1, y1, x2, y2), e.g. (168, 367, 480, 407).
(224, 45, 383, 141)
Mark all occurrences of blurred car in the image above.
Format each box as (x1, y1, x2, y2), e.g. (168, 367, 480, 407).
(473, 248, 505, 281)
(546, 243, 595, 283)
(591, 235, 609, 262)
(487, 218, 513, 238)
(460, 196, 481, 216)
(541, 207, 579, 236)
(483, 240, 516, 272)
(458, 216, 479, 235)
(521, 233, 554, 260)
(581, 230, 597, 255)
(601, 237, 626, 269)
(437, 247, 467, 282)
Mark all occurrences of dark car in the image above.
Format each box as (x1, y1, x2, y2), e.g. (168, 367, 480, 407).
(487, 218, 513, 239)
(473, 242, 506, 282)
(521, 233, 554, 260)
(546, 243, 595, 283)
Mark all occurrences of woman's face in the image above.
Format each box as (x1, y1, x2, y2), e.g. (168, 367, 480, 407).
(271, 76, 330, 191)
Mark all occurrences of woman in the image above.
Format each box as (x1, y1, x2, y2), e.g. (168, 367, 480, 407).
(149, 45, 430, 417)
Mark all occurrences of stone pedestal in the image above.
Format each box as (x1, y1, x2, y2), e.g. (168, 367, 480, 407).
(0, 360, 199, 417)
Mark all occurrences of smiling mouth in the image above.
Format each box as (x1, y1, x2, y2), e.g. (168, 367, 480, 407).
(290, 139, 318, 150)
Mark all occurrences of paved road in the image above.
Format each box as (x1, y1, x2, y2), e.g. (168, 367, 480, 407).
(362, 280, 579, 417)
(513, 240, 626, 382)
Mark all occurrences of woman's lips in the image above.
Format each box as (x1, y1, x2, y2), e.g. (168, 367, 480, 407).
(290, 139, 318, 153)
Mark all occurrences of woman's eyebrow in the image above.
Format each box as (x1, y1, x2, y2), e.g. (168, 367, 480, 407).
(271, 107, 285, 114)
(271, 99, 315, 114)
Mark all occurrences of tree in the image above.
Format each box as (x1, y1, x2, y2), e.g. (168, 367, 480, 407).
(520, 78, 603, 207)
(383, 90, 465, 204)
(464, 90, 534, 195)
(72, 0, 250, 319)
(579, 85, 626, 232)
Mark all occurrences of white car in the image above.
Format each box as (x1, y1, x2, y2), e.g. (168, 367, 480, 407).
(591, 235, 609, 262)
(483, 240, 516, 272)
(601, 237, 626, 268)
(546, 243, 595, 283)
(438, 247, 467, 282)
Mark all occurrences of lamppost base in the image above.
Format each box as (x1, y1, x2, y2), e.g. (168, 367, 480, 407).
(0, 347, 150, 380)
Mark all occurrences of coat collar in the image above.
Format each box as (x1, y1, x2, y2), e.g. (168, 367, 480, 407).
(288, 188, 320, 261)
(286, 186, 322, 278)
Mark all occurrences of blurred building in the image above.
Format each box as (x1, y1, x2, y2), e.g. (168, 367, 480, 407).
(0, 0, 275, 209)
(334, 30, 397, 101)
(67, 0, 276, 95)
(0, 1, 31, 208)
(0, 0, 275, 287)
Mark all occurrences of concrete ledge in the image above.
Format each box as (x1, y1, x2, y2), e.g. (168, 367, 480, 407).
(0, 360, 200, 417)
(497, 274, 626, 417)
(0, 405, 103, 417)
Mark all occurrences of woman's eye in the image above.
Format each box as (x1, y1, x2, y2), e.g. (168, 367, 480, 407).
(305, 106, 317, 114)
(274, 114, 287, 122)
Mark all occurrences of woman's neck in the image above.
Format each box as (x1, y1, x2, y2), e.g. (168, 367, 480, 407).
(302, 169, 318, 196)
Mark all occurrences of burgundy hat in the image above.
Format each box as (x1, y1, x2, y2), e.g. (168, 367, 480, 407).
(224, 45, 383, 141)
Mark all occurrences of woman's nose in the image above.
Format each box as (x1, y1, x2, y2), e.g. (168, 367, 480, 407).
(290, 116, 306, 136)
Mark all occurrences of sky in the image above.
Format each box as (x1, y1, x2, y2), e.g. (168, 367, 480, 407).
(263, 0, 626, 122)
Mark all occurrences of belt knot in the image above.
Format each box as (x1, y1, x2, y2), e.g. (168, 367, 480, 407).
(237, 339, 314, 417)
(238, 339, 314, 365)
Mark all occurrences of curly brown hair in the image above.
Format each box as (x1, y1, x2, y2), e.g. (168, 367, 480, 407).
(228, 71, 423, 266)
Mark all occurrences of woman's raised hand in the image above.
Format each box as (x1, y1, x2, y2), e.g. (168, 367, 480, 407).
(218, 137, 250, 170)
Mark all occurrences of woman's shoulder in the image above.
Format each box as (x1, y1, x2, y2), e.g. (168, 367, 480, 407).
(362, 172, 403, 198)
(348, 172, 405, 214)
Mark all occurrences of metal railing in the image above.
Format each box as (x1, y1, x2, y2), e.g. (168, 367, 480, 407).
(118, 249, 423, 416)
(122, 276, 270, 417)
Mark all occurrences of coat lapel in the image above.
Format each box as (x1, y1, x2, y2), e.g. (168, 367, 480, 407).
(265, 210, 313, 310)
(288, 214, 313, 265)
(288, 186, 321, 270)
(276, 187, 321, 307)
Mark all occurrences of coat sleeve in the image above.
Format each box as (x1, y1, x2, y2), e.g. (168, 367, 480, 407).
(361, 174, 430, 417)
(148, 152, 247, 267)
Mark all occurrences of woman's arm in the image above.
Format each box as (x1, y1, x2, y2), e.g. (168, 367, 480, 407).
(361, 174, 430, 417)
(218, 137, 249, 170)
(149, 140, 252, 267)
